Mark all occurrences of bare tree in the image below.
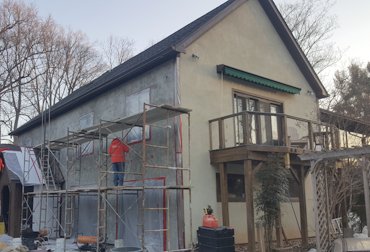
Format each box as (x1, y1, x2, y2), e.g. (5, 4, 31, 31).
(0, 0, 44, 129)
(0, 0, 106, 133)
(25, 24, 106, 115)
(101, 35, 135, 69)
(278, 0, 341, 75)
(0, 0, 40, 96)
(62, 30, 106, 94)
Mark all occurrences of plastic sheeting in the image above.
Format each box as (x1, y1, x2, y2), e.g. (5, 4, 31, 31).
(2, 147, 42, 185)
(118, 178, 165, 252)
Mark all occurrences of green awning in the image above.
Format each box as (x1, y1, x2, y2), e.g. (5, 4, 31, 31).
(216, 64, 301, 94)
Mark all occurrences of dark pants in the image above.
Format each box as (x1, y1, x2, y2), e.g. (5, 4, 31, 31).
(112, 162, 125, 186)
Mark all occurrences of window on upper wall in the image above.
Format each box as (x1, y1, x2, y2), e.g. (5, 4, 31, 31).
(233, 92, 283, 146)
(124, 88, 150, 144)
(79, 112, 94, 156)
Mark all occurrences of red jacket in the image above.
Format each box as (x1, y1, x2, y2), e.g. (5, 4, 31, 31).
(108, 138, 129, 163)
(0, 158, 4, 171)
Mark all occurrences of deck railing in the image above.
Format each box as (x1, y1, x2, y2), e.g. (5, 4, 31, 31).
(209, 111, 340, 151)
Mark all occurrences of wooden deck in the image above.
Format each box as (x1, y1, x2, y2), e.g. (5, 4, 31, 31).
(209, 144, 305, 163)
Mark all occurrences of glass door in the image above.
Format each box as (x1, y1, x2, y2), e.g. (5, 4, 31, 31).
(234, 93, 282, 146)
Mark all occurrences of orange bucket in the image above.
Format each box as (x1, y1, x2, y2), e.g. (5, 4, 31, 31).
(77, 235, 97, 244)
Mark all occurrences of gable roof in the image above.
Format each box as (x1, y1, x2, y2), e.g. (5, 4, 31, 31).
(11, 0, 327, 136)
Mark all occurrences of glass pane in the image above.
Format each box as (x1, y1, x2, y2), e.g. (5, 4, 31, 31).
(259, 102, 269, 144)
(270, 105, 279, 144)
(247, 99, 257, 144)
(234, 97, 244, 145)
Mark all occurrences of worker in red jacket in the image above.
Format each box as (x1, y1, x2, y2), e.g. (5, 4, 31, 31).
(108, 138, 129, 186)
(0, 152, 4, 172)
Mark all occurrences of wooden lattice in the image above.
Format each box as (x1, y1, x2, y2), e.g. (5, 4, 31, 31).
(312, 162, 331, 251)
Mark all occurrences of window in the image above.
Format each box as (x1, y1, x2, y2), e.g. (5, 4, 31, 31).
(286, 174, 300, 199)
(79, 112, 94, 155)
(126, 88, 150, 116)
(124, 88, 150, 144)
(216, 173, 245, 202)
(233, 92, 283, 146)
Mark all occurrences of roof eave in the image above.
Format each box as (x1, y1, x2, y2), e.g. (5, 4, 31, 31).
(174, 0, 246, 52)
(259, 0, 329, 99)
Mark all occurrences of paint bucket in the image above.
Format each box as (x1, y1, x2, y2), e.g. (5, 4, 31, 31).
(114, 239, 124, 248)
(12, 237, 22, 247)
(111, 247, 142, 252)
(56, 238, 65, 252)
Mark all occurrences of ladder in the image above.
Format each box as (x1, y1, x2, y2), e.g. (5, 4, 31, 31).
(97, 192, 107, 243)
(140, 104, 171, 251)
(21, 147, 33, 233)
(21, 194, 33, 231)
(40, 147, 57, 191)
(64, 194, 75, 238)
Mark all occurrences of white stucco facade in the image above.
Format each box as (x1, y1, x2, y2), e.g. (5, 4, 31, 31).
(179, 0, 319, 244)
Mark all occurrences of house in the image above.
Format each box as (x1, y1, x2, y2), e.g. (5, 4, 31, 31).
(11, 0, 337, 250)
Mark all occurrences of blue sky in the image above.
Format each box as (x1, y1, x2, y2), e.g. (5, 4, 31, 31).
(27, 0, 370, 85)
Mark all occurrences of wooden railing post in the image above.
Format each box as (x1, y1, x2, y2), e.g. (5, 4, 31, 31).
(243, 111, 249, 145)
(218, 119, 225, 149)
(308, 122, 314, 150)
(282, 115, 289, 147)
(209, 122, 213, 150)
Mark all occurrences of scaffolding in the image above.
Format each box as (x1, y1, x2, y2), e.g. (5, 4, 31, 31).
(21, 103, 193, 251)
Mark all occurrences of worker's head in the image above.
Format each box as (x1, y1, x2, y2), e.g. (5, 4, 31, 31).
(112, 137, 121, 143)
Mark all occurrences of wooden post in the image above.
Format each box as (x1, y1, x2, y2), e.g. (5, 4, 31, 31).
(330, 126, 335, 149)
(276, 205, 282, 247)
(299, 165, 308, 247)
(243, 112, 249, 144)
(362, 156, 370, 237)
(308, 122, 314, 150)
(218, 119, 225, 149)
(244, 159, 255, 251)
(335, 128, 341, 149)
(282, 115, 289, 147)
(219, 163, 229, 226)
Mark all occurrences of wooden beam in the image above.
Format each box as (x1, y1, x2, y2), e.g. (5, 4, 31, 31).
(219, 163, 229, 227)
(299, 146, 370, 161)
(299, 165, 308, 247)
(290, 167, 300, 184)
(252, 162, 264, 176)
(210, 145, 294, 164)
(244, 159, 255, 251)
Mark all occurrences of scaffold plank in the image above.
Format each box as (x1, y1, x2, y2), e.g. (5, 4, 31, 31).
(45, 105, 190, 149)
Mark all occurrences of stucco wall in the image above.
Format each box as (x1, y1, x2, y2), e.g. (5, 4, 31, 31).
(179, 0, 319, 245)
